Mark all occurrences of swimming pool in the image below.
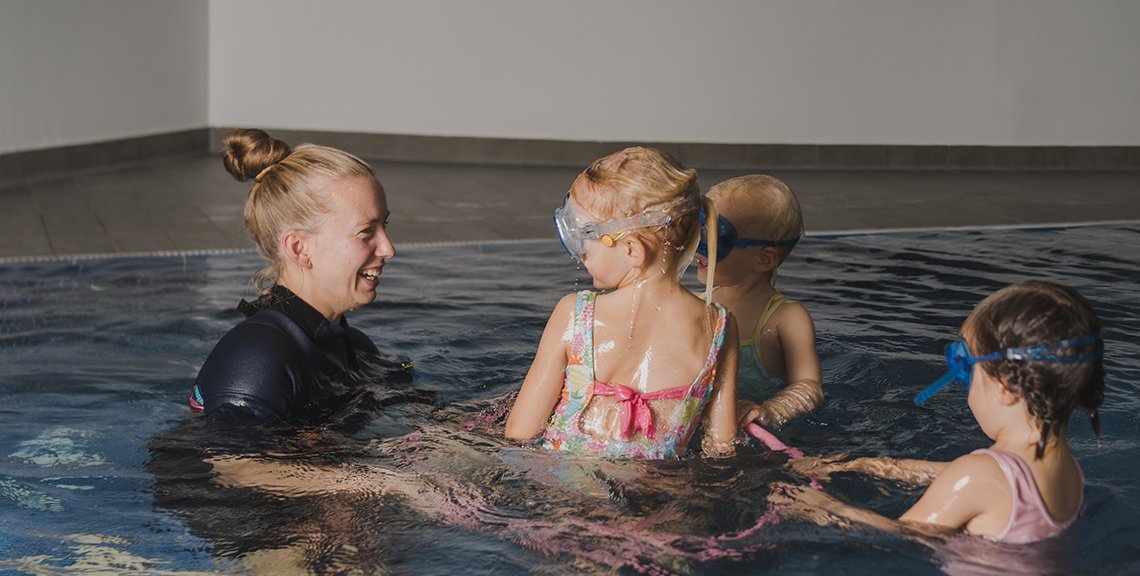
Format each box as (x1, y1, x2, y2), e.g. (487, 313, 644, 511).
(1, 224, 1138, 574)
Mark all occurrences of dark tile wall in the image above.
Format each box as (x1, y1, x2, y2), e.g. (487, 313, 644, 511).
(2, 127, 1136, 190)
(211, 128, 1140, 170)
(0, 129, 209, 186)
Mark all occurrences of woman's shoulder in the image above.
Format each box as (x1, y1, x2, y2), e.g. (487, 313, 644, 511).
(201, 309, 313, 377)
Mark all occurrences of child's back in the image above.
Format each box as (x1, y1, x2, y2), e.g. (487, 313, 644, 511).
(543, 286, 732, 458)
(506, 147, 739, 458)
(591, 284, 722, 394)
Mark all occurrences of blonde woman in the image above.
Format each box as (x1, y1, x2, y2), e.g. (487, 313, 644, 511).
(190, 129, 397, 422)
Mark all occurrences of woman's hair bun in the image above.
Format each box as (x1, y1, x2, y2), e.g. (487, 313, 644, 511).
(222, 129, 292, 182)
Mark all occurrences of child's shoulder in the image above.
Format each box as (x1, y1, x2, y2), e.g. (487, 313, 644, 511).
(938, 451, 1009, 492)
(548, 291, 587, 322)
(770, 298, 815, 334)
(773, 297, 811, 317)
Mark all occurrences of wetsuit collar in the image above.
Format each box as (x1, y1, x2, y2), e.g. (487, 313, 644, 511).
(238, 285, 351, 344)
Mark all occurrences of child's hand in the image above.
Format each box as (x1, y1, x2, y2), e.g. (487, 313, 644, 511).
(788, 454, 849, 482)
(736, 399, 771, 428)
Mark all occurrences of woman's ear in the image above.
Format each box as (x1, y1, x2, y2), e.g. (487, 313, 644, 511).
(281, 230, 312, 269)
(751, 247, 781, 273)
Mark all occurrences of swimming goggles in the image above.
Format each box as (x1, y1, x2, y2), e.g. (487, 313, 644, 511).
(696, 209, 801, 262)
(913, 333, 1103, 406)
(553, 193, 675, 262)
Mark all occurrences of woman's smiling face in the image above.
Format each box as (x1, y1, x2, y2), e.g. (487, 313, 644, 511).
(304, 175, 395, 321)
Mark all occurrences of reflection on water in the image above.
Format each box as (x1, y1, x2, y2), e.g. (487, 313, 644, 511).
(1, 225, 1139, 574)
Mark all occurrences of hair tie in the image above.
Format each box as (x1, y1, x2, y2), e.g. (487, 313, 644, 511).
(254, 164, 276, 182)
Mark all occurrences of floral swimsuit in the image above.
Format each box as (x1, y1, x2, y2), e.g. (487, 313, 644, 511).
(542, 291, 729, 459)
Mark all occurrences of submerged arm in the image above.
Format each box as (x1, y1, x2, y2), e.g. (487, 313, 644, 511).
(791, 455, 949, 485)
(702, 318, 739, 457)
(504, 294, 574, 440)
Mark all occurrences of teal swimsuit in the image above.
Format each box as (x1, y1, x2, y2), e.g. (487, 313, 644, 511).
(736, 292, 788, 403)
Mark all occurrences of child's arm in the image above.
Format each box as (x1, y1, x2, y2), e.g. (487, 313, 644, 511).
(791, 455, 949, 485)
(738, 303, 823, 428)
(898, 453, 1006, 534)
(777, 454, 1001, 537)
(701, 318, 739, 457)
(504, 294, 575, 440)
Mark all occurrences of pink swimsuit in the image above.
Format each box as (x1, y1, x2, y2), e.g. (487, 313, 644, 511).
(542, 291, 728, 459)
(972, 448, 1082, 544)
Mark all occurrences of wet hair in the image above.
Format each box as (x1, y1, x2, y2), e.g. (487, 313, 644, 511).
(708, 174, 804, 264)
(222, 129, 376, 292)
(964, 281, 1105, 459)
(573, 146, 702, 264)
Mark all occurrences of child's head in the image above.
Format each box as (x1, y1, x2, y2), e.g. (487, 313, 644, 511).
(706, 175, 804, 265)
(558, 147, 702, 277)
(964, 281, 1105, 457)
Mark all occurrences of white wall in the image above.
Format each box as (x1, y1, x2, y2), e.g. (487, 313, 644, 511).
(0, 0, 208, 155)
(2, 1, 1137, 154)
(209, 0, 1140, 146)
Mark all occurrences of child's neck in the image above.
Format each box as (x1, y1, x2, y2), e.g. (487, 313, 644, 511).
(990, 420, 1071, 465)
(714, 272, 777, 304)
(615, 267, 683, 295)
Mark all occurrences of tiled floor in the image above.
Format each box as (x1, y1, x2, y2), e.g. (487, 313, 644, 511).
(1, 154, 1138, 260)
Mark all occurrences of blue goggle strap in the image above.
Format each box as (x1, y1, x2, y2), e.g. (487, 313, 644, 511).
(913, 333, 1103, 406)
(697, 208, 802, 252)
(913, 370, 964, 406)
(991, 333, 1103, 362)
(733, 236, 802, 250)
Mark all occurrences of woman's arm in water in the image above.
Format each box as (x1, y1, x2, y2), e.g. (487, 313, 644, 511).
(702, 319, 739, 457)
(504, 294, 575, 440)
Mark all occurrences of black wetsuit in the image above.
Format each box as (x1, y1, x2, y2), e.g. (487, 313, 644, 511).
(190, 285, 379, 423)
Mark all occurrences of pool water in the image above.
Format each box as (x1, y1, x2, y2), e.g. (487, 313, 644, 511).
(1, 224, 1138, 575)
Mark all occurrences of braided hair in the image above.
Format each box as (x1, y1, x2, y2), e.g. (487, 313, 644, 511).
(964, 281, 1105, 459)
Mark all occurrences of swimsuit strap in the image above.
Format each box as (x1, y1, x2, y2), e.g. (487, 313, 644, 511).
(560, 291, 598, 429)
(690, 302, 730, 396)
(740, 291, 787, 348)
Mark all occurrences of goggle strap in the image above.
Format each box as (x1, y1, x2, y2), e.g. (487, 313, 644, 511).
(998, 333, 1103, 361)
(735, 237, 801, 250)
(914, 371, 959, 406)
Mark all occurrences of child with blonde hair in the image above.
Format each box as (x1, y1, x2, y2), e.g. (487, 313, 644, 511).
(505, 147, 739, 458)
(696, 175, 822, 429)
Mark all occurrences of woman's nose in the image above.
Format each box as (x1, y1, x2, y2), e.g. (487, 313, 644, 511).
(375, 230, 396, 259)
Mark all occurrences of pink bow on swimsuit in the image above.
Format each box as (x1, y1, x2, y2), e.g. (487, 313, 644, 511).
(591, 381, 688, 440)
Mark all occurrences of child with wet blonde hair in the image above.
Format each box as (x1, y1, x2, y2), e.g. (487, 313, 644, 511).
(505, 147, 739, 459)
(695, 175, 822, 429)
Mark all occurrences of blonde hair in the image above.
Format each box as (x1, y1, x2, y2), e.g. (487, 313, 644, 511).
(574, 147, 703, 263)
(222, 128, 376, 293)
(708, 174, 804, 264)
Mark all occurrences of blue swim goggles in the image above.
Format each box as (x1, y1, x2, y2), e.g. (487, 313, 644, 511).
(913, 333, 1103, 406)
(696, 209, 801, 262)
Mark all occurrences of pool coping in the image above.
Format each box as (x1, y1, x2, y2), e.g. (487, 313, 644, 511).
(2, 219, 1136, 266)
